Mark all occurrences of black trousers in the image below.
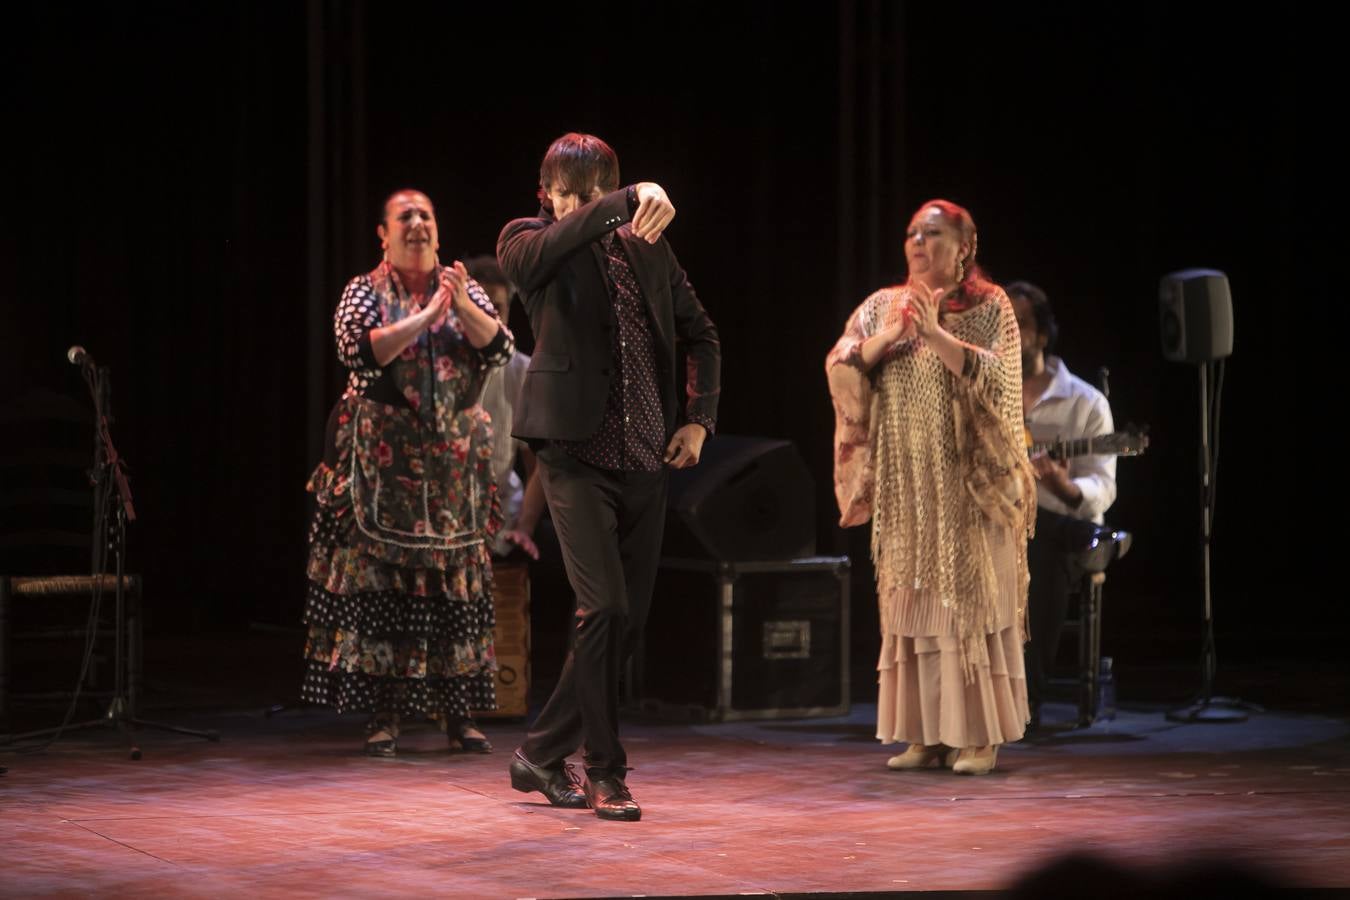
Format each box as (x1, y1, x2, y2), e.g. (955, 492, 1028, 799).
(1025, 507, 1096, 707)
(521, 446, 667, 773)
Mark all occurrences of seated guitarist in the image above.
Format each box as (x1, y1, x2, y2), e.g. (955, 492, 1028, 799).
(1007, 281, 1117, 728)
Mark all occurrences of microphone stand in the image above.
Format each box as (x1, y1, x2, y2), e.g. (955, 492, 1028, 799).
(4, 361, 218, 757)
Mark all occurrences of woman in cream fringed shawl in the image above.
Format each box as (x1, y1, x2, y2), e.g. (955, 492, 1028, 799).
(826, 200, 1036, 775)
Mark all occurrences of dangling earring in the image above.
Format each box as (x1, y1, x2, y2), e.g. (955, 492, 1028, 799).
(382, 241, 390, 263)
(954, 257, 965, 284)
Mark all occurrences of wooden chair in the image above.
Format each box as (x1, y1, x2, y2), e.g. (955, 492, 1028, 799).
(0, 388, 144, 734)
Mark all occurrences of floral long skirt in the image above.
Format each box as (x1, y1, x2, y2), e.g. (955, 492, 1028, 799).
(300, 462, 497, 719)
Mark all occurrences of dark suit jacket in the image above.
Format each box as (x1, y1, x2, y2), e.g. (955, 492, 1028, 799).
(496, 186, 721, 444)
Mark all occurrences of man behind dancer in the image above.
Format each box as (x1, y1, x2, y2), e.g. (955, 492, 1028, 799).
(1007, 280, 1116, 728)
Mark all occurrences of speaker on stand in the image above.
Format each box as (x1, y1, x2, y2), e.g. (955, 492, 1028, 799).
(1159, 269, 1257, 724)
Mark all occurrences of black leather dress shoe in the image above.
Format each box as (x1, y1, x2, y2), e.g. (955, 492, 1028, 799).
(509, 750, 588, 809)
(584, 772, 641, 821)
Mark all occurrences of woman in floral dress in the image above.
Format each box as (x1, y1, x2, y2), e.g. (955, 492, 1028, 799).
(302, 188, 513, 756)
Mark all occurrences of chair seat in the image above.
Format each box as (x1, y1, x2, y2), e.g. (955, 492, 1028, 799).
(6, 574, 138, 597)
(1072, 526, 1132, 574)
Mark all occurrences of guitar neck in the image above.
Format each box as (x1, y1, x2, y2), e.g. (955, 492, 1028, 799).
(1031, 437, 1102, 459)
(1028, 430, 1146, 460)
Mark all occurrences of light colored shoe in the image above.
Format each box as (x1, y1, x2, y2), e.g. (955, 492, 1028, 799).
(951, 745, 998, 775)
(886, 743, 955, 770)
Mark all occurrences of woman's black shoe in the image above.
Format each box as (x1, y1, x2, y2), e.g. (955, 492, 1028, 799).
(364, 716, 399, 758)
(447, 715, 493, 754)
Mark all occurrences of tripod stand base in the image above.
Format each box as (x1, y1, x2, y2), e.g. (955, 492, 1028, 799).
(1166, 696, 1261, 724)
(2, 707, 219, 758)
(128, 716, 220, 742)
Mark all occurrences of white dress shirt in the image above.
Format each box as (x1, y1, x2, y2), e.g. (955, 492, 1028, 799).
(1024, 356, 1116, 523)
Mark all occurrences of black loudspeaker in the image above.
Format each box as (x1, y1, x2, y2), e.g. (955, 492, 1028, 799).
(663, 435, 815, 561)
(1159, 269, 1234, 363)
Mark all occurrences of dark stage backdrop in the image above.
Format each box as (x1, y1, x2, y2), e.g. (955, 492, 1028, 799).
(2, 4, 1340, 676)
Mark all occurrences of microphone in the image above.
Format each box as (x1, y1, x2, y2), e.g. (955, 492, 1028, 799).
(67, 345, 92, 367)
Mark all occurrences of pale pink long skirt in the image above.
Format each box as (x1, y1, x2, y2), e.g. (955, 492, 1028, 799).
(875, 523, 1029, 749)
